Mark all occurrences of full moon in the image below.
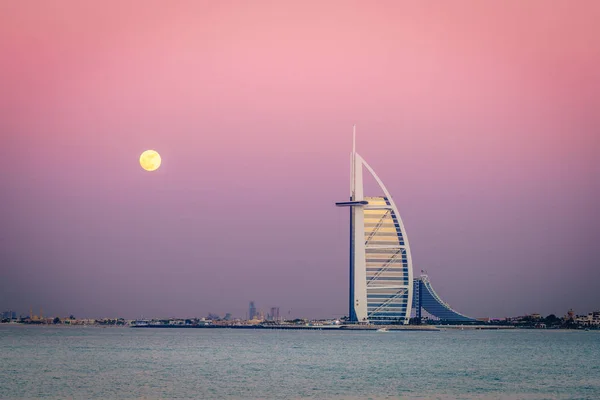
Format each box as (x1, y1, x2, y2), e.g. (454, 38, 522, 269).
(139, 150, 161, 172)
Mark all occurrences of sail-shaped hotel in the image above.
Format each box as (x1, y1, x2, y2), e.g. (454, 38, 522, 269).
(336, 127, 476, 325)
(336, 127, 413, 324)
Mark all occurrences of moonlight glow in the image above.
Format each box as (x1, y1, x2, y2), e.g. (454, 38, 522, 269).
(139, 150, 161, 172)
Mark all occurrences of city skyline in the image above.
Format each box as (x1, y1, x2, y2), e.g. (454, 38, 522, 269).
(1, 1, 599, 319)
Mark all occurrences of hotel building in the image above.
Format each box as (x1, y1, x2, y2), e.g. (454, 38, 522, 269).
(336, 127, 413, 324)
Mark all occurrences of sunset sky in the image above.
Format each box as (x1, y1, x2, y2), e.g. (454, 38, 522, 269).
(1, 1, 598, 319)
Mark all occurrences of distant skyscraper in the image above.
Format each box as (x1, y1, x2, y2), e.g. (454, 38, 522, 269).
(336, 127, 413, 325)
(249, 301, 257, 320)
(1, 310, 16, 320)
(269, 307, 280, 321)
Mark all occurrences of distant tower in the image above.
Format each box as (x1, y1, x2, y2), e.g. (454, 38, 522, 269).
(270, 307, 280, 322)
(249, 301, 257, 320)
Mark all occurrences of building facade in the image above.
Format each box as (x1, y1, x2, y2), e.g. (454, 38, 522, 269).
(336, 128, 413, 324)
(413, 274, 475, 322)
(1, 311, 17, 320)
(248, 301, 257, 320)
(268, 307, 280, 321)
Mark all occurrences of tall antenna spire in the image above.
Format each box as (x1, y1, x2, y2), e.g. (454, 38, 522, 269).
(350, 124, 356, 197)
(352, 124, 356, 154)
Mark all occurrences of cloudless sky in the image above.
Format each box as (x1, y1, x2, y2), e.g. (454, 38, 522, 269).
(1, 1, 599, 319)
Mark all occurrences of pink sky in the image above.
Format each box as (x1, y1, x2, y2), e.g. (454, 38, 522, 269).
(1, 1, 598, 319)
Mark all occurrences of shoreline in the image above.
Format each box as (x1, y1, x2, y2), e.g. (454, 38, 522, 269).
(2, 323, 597, 331)
(130, 324, 442, 331)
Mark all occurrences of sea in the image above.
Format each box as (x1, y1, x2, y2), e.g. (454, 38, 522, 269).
(1, 325, 599, 399)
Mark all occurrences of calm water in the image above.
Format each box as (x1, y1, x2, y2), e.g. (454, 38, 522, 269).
(1, 325, 599, 399)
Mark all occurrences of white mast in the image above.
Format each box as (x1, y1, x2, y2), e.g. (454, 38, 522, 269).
(350, 124, 356, 198)
(351, 125, 367, 322)
(353, 124, 356, 154)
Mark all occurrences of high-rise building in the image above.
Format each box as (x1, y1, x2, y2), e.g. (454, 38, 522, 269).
(269, 307, 280, 321)
(336, 127, 413, 324)
(1, 310, 16, 320)
(249, 301, 257, 320)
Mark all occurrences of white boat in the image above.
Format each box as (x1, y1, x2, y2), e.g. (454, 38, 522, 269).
(376, 327, 389, 332)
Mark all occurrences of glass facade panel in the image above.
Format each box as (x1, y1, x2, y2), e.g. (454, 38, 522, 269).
(412, 277, 475, 322)
(364, 196, 411, 324)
